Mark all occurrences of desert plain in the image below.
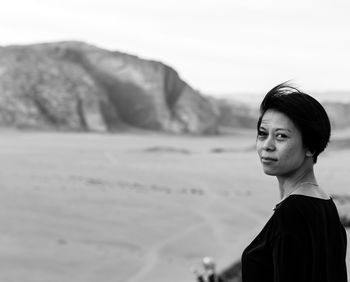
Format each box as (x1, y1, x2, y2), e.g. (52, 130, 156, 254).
(0, 129, 349, 282)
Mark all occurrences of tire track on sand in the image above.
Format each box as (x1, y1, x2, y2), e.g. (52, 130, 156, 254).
(200, 192, 269, 267)
(126, 193, 267, 282)
(126, 221, 206, 282)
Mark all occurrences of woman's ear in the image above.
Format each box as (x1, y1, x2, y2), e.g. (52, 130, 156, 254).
(306, 150, 314, 158)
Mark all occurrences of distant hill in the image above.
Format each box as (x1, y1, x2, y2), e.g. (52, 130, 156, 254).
(208, 97, 258, 130)
(0, 41, 219, 134)
(0, 41, 349, 133)
(323, 102, 350, 130)
(212, 94, 350, 131)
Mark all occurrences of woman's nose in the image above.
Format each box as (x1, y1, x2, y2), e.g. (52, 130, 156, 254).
(262, 136, 276, 151)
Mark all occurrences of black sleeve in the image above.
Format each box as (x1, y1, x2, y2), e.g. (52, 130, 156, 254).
(272, 232, 307, 282)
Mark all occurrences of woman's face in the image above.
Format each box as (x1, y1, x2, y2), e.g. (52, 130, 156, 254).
(256, 109, 309, 177)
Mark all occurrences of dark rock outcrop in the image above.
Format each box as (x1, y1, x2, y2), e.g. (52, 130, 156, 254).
(0, 41, 218, 133)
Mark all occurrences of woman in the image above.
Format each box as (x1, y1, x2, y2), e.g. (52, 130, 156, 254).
(241, 83, 348, 282)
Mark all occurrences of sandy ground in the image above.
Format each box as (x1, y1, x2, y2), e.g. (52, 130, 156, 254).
(0, 130, 349, 282)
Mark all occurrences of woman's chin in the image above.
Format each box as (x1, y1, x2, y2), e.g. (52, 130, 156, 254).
(263, 168, 277, 176)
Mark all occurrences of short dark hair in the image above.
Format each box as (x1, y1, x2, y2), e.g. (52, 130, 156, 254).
(257, 82, 331, 163)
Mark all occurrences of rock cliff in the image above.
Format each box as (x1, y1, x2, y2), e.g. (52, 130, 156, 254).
(0, 41, 218, 133)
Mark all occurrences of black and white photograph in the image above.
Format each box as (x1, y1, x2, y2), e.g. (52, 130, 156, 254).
(0, 1, 350, 281)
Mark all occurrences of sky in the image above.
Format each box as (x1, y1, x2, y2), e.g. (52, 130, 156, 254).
(1, 0, 350, 101)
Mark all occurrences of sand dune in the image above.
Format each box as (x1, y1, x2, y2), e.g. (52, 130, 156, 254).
(0, 130, 349, 282)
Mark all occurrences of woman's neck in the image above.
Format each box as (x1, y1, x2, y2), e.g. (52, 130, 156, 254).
(277, 167, 317, 200)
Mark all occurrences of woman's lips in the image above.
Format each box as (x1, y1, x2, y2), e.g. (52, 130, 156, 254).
(261, 157, 278, 163)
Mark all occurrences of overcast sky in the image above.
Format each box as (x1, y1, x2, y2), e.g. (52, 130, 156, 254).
(1, 0, 350, 100)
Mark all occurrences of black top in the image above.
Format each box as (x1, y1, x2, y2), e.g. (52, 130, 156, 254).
(241, 195, 348, 282)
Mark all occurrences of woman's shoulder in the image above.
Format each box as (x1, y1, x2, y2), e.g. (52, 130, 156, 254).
(272, 195, 334, 233)
(274, 194, 333, 214)
(273, 196, 306, 225)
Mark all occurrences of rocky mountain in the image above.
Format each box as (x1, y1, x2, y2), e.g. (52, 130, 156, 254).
(0, 41, 219, 134)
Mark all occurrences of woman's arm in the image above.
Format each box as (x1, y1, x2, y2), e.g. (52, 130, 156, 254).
(272, 232, 308, 282)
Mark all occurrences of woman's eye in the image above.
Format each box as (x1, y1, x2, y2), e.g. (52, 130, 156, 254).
(276, 133, 287, 139)
(257, 131, 267, 139)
